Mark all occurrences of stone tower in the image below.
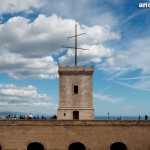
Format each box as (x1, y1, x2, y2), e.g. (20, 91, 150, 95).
(57, 65, 94, 120)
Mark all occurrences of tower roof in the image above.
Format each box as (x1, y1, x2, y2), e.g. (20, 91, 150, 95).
(58, 65, 94, 75)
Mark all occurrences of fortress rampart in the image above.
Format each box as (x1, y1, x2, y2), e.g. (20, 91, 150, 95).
(0, 120, 150, 150)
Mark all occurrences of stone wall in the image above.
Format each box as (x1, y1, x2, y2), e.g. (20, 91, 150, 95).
(0, 120, 150, 150)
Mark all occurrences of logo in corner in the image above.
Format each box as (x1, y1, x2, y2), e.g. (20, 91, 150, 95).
(138, 3, 150, 8)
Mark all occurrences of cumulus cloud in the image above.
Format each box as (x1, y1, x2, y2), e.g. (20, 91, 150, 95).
(0, 14, 74, 57)
(0, 14, 120, 79)
(97, 54, 129, 76)
(93, 92, 123, 103)
(0, 0, 47, 14)
(0, 84, 57, 114)
(0, 50, 58, 79)
(59, 44, 113, 65)
(0, 14, 119, 58)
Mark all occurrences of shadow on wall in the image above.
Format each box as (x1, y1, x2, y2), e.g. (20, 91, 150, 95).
(110, 142, 127, 150)
(17, 141, 128, 150)
(68, 142, 86, 150)
(27, 142, 44, 150)
(27, 142, 86, 150)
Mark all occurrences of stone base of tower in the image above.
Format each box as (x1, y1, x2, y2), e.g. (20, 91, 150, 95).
(57, 108, 94, 120)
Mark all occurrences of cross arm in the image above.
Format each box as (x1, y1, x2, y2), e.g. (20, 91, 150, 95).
(67, 33, 86, 40)
(62, 46, 89, 50)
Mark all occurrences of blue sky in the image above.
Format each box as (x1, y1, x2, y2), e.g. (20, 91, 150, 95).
(0, 0, 150, 117)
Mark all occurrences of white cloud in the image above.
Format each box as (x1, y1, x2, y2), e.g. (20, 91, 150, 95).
(115, 78, 150, 92)
(0, 14, 120, 79)
(0, 0, 47, 14)
(97, 36, 150, 91)
(43, 0, 121, 27)
(0, 14, 120, 58)
(0, 50, 58, 79)
(59, 44, 113, 65)
(106, 58, 115, 66)
(126, 38, 150, 74)
(0, 14, 74, 57)
(93, 93, 123, 103)
(0, 84, 57, 114)
(78, 25, 120, 44)
(99, 85, 112, 93)
(97, 54, 129, 77)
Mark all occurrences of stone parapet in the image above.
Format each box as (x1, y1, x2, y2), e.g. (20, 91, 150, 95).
(0, 120, 150, 126)
(58, 65, 94, 75)
(58, 107, 94, 109)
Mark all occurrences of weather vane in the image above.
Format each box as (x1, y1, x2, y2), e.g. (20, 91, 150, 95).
(62, 24, 88, 66)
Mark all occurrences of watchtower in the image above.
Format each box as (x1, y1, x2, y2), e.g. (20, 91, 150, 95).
(57, 25, 94, 120)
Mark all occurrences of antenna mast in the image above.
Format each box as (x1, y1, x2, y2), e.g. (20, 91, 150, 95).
(75, 24, 77, 66)
(62, 25, 88, 66)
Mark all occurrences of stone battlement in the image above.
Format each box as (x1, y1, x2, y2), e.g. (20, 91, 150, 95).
(58, 65, 94, 75)
(0, 120, 150, 126)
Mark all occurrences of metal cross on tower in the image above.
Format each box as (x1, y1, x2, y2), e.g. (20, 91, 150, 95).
(63, 25, 88, 66)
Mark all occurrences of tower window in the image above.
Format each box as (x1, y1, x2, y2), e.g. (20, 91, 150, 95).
(74, 85, 78, 94)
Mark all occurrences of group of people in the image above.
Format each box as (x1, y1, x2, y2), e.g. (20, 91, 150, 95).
(117, 116, 122, 120)
(138, 115, 148, 120)
(5, 113, 149, 120)
(27, 113, 46, 119)
(5, 114, 17, 119)
(5, 113, 46, 120)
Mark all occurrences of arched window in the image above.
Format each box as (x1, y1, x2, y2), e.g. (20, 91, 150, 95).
(27, 142, 44, 150)
(110, 142, 127, 150)
(68, 142, 86, 150)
